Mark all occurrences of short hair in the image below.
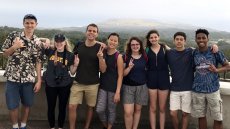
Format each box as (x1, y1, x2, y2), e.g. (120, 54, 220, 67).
(196, 29, 209, 38)
(86, 23, 99, 33)
(23, 14, 37, 22)
(174, 32, 186, 40)
(146, 29, 160, 47)
(108, 32, 119, 39)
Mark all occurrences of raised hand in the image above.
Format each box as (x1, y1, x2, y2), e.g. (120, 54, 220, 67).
(13, 37, 25, 49)
(211, 44, 219, 53)
(41, 38, 51, 49)
(128, 58, 134, 69)
(97, 45, 104, 59)
(74, 54, 80, 67)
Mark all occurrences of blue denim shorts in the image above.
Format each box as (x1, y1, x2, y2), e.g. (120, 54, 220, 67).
(5, 81, 35, 110)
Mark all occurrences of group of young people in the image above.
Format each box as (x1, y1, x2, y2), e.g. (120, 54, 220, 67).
(1, 14, 230, 129)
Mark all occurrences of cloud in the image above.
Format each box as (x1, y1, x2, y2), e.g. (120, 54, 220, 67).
(0, 0, 229, 31)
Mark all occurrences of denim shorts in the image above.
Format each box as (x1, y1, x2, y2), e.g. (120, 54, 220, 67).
(5, 81, 35, 110)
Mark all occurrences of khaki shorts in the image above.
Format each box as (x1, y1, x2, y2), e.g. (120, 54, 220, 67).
(170, 91, 191, 113)
(191, 90, 223, 121)
(69, 82, 99, 107)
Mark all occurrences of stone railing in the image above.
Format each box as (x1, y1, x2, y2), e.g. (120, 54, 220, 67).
(0, 70, 230, 128)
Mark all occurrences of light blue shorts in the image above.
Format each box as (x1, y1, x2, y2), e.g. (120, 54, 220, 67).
(5, 81, 35, 110)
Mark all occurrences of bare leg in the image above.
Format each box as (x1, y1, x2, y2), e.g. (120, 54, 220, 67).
(198, 117, 207, 129)
(124, 104, 134, 129)
(102, 122, 107, 129)
(149, 89, 157, 129)
(181, 112, 189, 129)
(84, 106, 94, 129)
(107, 123, 112, 129)
(68, 104, 78, 129)
(170, 110, 178, 129)
(213, 120, 223, 129)
(10, 108, 19, 125)
(158, 90, 169, 129)
(132, 104, 142, 129)
(21, 105, 30, 124)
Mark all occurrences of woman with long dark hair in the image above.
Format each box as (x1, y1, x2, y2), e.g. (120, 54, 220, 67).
(145, 30, 170, 129)
(123, 37, 148, 129)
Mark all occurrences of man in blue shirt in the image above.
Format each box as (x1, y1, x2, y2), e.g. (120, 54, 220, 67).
(192, 29, 230, 129)
(167, 32, 193, 129)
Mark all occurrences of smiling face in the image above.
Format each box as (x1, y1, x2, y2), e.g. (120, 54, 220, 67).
(23, 19, 37, 34)
(107, 35, 119, 49)
(55, 41, 66, 52)
(196, 33, 209, 49)
(149, 33, 160, 45)
(174, 35, 186, 50)
(86, 26, 98, 41)
(130, 40, 140, 53)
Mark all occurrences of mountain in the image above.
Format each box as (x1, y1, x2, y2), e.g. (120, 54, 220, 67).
(59, 18, 200, 33)
(97, 19, 198, 32)
(58, 19, 230, 40)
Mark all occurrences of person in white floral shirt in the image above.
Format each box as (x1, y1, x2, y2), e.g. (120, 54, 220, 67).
(1, 14, 49, 129)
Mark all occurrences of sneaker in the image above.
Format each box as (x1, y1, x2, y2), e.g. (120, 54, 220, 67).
(20, 127, 26, 129)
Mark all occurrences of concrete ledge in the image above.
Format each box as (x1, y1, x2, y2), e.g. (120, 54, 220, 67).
(0, 70, 230, 128)
(220, 81, 230, 95)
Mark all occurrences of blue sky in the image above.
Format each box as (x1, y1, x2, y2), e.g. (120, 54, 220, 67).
(0, 0, 230, 32)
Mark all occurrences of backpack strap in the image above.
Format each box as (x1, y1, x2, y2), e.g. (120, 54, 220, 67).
(143, 51, 148, 63)
(145, 47, 149, 54)
(159, 43, 167, 61)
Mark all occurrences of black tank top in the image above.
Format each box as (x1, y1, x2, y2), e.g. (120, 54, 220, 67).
(100, 53, 118, 92)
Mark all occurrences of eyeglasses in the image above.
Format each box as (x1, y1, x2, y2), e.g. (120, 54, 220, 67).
(131, 44, 140, 46)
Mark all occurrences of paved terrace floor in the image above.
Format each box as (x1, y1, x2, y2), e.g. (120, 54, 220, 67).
(0, 120, 198, 129)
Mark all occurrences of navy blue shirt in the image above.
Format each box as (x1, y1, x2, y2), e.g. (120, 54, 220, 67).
(167, 48, 193, 91)
(146, 45, 170, 89)
(193, 47, 227, 93)
(123, 55, 147, 86)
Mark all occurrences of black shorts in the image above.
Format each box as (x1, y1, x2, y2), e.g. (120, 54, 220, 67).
(147, 70, 170, 90)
